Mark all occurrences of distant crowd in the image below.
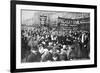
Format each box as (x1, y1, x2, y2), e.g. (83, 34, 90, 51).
(21, 26, 90, 62)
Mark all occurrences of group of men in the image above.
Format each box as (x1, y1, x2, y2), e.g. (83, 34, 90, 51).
(21, 26, 90, 62)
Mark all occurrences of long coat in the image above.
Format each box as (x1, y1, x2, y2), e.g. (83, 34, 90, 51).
(26, 52, 41, 62)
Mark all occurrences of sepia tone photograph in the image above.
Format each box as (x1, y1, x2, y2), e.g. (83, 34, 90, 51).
(21, 10, 90, 63)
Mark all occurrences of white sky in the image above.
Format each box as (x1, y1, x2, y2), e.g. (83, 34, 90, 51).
(22, 10, 90, 25)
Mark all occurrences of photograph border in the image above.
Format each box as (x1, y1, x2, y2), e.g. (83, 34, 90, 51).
(10, 0, 97, 72)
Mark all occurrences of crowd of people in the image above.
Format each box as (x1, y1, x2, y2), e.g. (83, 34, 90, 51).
(21, 26, 90, 62)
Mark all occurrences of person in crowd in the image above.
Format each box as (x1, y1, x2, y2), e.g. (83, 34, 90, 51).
(25, 45, 41, 62)
(52, 52, 60, 61)
(60, 45, 68, 61)
(41, 49, 53, 62)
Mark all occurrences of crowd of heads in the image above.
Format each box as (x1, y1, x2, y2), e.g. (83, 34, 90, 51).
(21, 26, 90, 62)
